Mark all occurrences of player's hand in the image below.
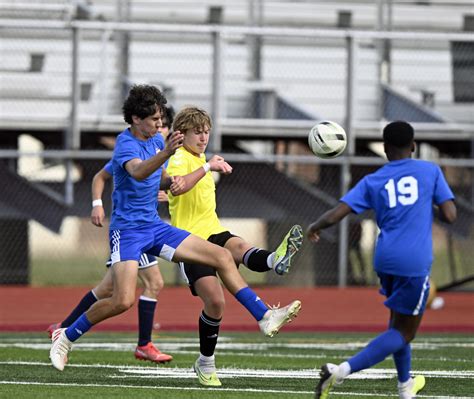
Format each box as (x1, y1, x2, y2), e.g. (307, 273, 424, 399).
(208, 155, 232, 174)
(306, 223, 321, 243)
(164, 130, 184, 155)
(158, 190, 169, 203)
(169, 175, 186, 195)
(91, 206, 105, 227)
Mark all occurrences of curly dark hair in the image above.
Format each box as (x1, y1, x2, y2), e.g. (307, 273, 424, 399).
(122, 84, 167, 125)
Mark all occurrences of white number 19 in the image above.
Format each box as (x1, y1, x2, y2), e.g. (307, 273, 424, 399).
(384, 176, 419, 208)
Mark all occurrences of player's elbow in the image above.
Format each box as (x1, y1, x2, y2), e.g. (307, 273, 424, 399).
(130, 170, 146, 181)
(439, 201, 457, 224)
(443, 209, 457, 224)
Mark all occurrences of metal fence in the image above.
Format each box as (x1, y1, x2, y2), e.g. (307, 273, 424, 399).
(0, 14, 473, 289)
(0, 153, 472, 290)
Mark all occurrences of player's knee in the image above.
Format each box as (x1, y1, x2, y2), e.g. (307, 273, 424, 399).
(142, 277, 164, 297)
(112, 296, 135, 314)
(213, 247, 234, 269)
(204, 295, 225, 317)
(145, 281, 163, 298)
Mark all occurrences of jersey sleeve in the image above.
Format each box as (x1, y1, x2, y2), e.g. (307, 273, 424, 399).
(433, 165, 455, 204)
(340, 177, 372, 214)
(113, 135, 141, 170)
(166, 150, 190, 176)
(103, 160, 113, 175)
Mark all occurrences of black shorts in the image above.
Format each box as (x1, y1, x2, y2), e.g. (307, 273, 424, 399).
(178, 231, 237, 296)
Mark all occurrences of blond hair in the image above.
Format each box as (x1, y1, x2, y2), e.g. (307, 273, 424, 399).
(172, 106, 212, 133)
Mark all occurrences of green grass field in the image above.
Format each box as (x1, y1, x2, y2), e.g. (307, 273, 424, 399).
(0, 331, 472, 398)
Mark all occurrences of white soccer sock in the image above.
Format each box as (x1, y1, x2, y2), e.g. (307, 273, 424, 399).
(198, 354, 216, 374)
(398, 378, 414, 399)
(336, 361, 351, 380)
(267, 253, 276, 269)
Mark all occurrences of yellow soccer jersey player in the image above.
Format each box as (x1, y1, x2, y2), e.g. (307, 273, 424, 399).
(167, 146, 227, 239)
(166, 106, 303, 388)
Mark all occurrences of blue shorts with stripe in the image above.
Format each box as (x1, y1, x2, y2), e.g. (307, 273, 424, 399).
(109, 219, 190, 266)
(378, 272, 430, 316)
(105, 253, 158, 269)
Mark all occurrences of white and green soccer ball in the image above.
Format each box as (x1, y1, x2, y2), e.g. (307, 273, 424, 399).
(308, 121, 347, 158)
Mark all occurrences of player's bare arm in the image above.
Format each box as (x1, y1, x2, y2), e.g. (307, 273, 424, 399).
(91, 168, 112, 227)
(169, 155, 233, 196)
(159, 168, 185, 195)
(436, 200, 457, 224)
(126, 132, 184, 180)
(306, 202, 352, 242)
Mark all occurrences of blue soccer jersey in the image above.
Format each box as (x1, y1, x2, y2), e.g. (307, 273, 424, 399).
(341, 158, 454, 277)
(104, 160, 113, 175)
(110, 129, 165, 230)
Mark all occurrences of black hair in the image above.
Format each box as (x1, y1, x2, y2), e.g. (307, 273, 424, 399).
(122, 84, 167, 125)
(383, 121, 414, 148)
(163, 105, 175, 128)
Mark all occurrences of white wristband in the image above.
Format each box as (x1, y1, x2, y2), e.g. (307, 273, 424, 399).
(202, 162, 211, 173)
(92, 199, 103, 208)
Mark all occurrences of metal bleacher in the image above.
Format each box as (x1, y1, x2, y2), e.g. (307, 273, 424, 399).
(1, 1, 473, 139)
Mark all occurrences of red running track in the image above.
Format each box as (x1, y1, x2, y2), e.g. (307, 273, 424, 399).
(1, 286, 472, 333)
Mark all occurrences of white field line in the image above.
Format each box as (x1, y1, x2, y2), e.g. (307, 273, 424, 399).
(1, 341, 474, 351)
(1, 336, 473, 343)
(0, 381, 471, 399)
(1, 361, 473, 380)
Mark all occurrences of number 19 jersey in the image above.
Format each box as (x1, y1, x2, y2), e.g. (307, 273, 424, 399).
(341, 158, 454, 276)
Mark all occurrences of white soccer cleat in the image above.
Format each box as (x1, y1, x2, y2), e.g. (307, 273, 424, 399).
(398, 375, 426, 399)
(258, 300, 301, 337)
(50, 328, 72, 371)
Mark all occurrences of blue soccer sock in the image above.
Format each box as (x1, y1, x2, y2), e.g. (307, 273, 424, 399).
(65, 313, 93, 342)
(61, 290, 98, 327)
(235, 287, 268, 321)
(393, 343, 411, 383)
(138, 296, 157, 347)
(348, 328, 406, 373)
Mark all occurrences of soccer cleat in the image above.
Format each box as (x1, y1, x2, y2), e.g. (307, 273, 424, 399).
(273, 225, 304, 275)
(134, 342, 173, 363)
(193, 359, 222, 387)
(49, 328, 72, 371)
(315, 363, 342, 399)
(47, 323, 61, 339)
(398, 375, 426, 399)
(258, 300, 301, 338)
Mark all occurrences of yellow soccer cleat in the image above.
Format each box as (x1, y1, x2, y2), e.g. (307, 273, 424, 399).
(193, 359, 222, 387)
(273, 225, 304, 275)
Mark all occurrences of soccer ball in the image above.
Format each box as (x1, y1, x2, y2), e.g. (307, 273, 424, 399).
(308, 121, 347, 158)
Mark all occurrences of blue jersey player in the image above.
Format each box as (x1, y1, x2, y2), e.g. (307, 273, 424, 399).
(308, 121, 456, 399)
(47, 158, 172, 363)
(49, 84, 301, 372)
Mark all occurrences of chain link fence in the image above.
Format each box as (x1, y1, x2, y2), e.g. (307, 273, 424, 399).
(0, 155, 472, 290)
(0, 4, 473, 289)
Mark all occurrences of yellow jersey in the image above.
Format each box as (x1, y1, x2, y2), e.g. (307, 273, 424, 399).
(166, 147, 227, 239)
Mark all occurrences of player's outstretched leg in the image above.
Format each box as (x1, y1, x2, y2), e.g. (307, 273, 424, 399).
(398, 375, 426, 399)
(135, 342, 173, 363)
(314, 363, 344, 399)
(273, 225, 304, 275)
(49, 328, 72, 371)
(258, 300, 301, 337)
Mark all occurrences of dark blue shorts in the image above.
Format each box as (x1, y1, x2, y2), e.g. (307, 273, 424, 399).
(378, 272, 430, 316)
(109, 220, 190, 266)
